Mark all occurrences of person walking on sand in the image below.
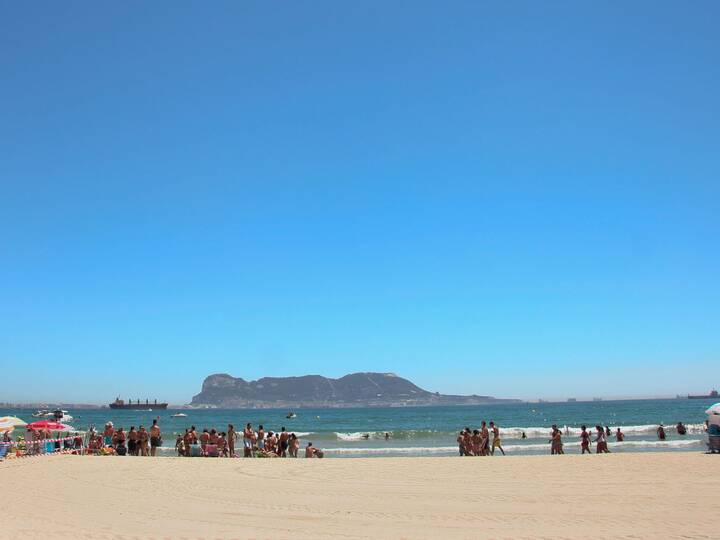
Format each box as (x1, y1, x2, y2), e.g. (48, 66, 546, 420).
(150, 419, 162, 457)
(595, 425, 610, 453)
(489, 422, 505, 455)
(227, 424, 236, 457)
(550, 425, 564, 455)
(480, 421, 490, 456)
(580, 425, 592, 454)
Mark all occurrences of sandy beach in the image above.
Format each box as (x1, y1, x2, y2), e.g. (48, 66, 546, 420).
(2, 452, 717, 539)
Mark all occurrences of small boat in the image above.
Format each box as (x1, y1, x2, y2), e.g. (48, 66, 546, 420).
(286, 412, 297, 419)
(33, 409, 73, 422)
(171, 413, 187, 417)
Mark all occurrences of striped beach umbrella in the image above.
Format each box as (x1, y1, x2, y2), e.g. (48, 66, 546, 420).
(0, 416, 27, 433)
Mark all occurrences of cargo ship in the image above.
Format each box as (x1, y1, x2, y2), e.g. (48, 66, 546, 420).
(688, 390, 718, 400)
(109, 398, 168, 410)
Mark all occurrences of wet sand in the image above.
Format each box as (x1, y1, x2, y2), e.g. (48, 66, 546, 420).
(2, 452, 717, 539)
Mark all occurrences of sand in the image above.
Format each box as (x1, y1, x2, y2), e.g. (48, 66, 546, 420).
(2, 452, 717, 539)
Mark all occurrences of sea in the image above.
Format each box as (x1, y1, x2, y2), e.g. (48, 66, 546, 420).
(5, 398, 715, 458)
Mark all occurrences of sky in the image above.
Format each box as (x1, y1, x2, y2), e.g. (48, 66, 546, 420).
(1, 1, 718, 404)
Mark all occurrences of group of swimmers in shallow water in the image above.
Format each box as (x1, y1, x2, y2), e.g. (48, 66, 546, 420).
(460, 421, 692, 456)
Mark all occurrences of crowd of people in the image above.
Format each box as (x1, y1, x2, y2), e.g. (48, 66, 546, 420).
(456, 421, 505, 456)
(94, 420, 324, 458)
(90, 419, 163, 456)
(459, 421, 695, 456)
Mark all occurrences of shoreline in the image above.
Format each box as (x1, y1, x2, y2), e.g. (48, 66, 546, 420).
(3, 451, 718, 539)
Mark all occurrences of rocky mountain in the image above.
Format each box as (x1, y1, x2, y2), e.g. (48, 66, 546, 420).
(190, 372, 517, 408)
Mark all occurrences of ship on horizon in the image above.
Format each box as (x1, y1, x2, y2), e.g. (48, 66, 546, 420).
(109, 397, 168, 410)
(688, 389, 718, 400)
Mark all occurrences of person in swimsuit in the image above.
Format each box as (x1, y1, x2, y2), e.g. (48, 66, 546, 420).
(489, 422, 505, 456)
(470, 429, 481, 456)
(218, 432, 228, 457)
(279, 427, 290, 457)
(227, 424, 236, 457)
(183, 428, 192, 457)
(580, 425, 592, 454)
(676, 422, 687, 435)
(305, 442, 316, 458)
(200, 429, 210, 453)
(657, 424, 666, 440)
(480, 421, 490, 456)
(289, 433, 300, 457)
(150, 419, 162, 457)
(595, 425, 610, 453)
(102, 422, 114, 447)
(128, 426, 138, 456)
(605, 426, 611, 437)
(257, 425, 265, 451)
(138, 425, 149, 456)
(243, 423, 254, 457)
(457, 431, 466, 456)
(550, 426, 564, 455)
(114, 427, 127, 455)
(615, 428, 624, 442)
(175, 433, 184, 456)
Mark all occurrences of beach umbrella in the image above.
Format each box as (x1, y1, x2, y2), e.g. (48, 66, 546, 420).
(26, 420, 74, 431)
(705, 403, 720, 416)
(0, 416, 26, 433)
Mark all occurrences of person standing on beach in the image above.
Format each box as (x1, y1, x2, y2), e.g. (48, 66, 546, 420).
(128, 426, 138, 456)
(150, 419, 161, 457)
(243, 423, 254, 457)
(470, 429, 481, 456)
(456, 431, 465, 456)
(580, 425, 592, 454)
(279, 426, 290, 457)
(480, 421, 490, 456)
(227, 424, 236, 457)
(489, 422, 505, 455)
(138, 425, 149, 456)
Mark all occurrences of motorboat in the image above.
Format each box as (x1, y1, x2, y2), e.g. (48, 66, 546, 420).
(171, 413, 187, 417)
(286, 412, 297, 419)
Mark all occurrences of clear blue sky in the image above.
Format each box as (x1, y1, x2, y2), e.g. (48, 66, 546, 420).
(1, 2, 718, 404)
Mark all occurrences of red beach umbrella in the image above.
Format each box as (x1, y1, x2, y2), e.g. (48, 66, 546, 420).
(26, 420, 74, 431)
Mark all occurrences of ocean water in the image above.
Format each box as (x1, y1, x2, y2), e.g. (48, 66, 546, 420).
(5, 398, 715, 458)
